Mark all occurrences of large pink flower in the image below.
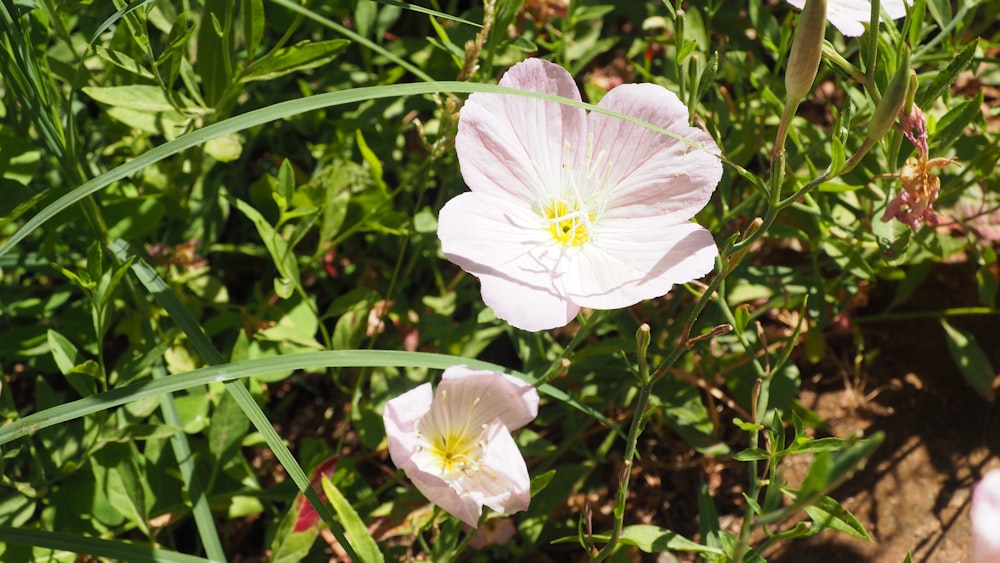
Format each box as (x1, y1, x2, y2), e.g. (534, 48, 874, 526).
(438, 58, 721, 331)
(787, 0, 909, 36)
(972, 470, 1000, 563)
(382, 366, 539, 527)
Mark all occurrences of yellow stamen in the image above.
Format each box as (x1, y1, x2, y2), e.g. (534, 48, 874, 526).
(544, 200, 590, 247)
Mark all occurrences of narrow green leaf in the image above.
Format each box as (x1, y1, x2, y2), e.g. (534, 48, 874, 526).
(916, 41, 978, 108)
(733, 447, 770, 461)
(321, 477, 384, 563)
(698, 483, 723, 553)
(931, 90, 984, 152)
(804, 495, 872, 541)
(208, 390, 250, 461)
(355, 129, 387, 193)
(693, 51, 718, 107)
(0, 525, 211, 563)
(941, 319, 996, 395)
(241, 39, 349, 82)
(92, 45, 155, 79)
(82, 85, 174, 112)
(47, 329, 80, 374)
(242, 0, 264, 62)
(612, 525, 723, 554)
(1, 82, 711, 260)
(372, 0, 481, 27)
(786, 436, 848, 455)
(197, 0, 235, 106)
(232, 197, 300, 291)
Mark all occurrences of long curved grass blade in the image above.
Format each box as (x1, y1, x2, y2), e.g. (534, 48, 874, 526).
(271, 0, 434, 82)
(0, 525, 213, 563)
(108, 240, 360, 561)
(0, 82, 722, 259)
(373, 0, 481, 28)
(144, 330, 226, 561)
(0, 350, 618, 447)
(88, 0, 160, 45)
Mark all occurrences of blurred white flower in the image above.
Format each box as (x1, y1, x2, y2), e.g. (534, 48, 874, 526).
(787, 0, 909, 36)
(972, 470, 1000, 563)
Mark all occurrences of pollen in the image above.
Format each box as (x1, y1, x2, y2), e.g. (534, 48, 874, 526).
(544, 200, 591, 247)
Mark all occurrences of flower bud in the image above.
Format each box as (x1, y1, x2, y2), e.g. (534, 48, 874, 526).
(785, 0, 827, 103)
(865, 46, 911, 144)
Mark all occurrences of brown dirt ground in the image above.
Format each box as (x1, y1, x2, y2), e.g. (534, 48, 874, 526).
(766, 261, 1000, 563)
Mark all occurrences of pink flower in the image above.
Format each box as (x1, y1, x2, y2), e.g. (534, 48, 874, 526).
(972, 470, 1000, 563)
(382, 366, 539, 527)
(438, 58, 721, 331)
(786, 0, 909, 36)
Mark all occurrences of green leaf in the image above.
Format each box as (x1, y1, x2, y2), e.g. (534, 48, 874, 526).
(786, 436, 849, 455)
(530, 469, 556, 496)
(0, 525, 211, 563)
(93, 445, 150, 536)
(355, 129, 387, 193)
(732, 417, 764, 431)
(82, 85, 174, 112)
(655, 376, 730, 455)
(197, 0, 235, 106)
(612, 525, 723, 555)
(931, 90, 984, 152)
(92, 45, 154, 79)
(320, 477, 384, 563)
(804, 495, 872, 541)
(46, 329, 98, 397)
(941, 319, 996, 395)
(232, 197, 300, 296)
(242, 0, 264, 62)
(208, 391, 250, 461)
(204, 132, 243, 162)
(242, 39, 349, 82)
(760, 433, 883, 526)
(732, 447, 770, 461)
(47, 329, 81, 375)
(269, 525, 318, 563)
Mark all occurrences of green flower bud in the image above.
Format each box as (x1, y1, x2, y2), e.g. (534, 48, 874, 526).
(866, 46, 911, 144)
(785, 0, 827, 103)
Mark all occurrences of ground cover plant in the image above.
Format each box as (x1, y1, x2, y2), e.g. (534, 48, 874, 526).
(0, 0, 997, 561)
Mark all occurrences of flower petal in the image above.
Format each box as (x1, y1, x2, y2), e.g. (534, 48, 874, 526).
(456, 58, 587, 204)
(787, 0, 909, 37)
(406, 465, 483, 527)
(438, 192, 556, 291)
(972, 470, 1000, 563)
(565, 219, 717, 310)
(439, 366, 540, 432)
(479, 272, 580, 331)
(461, 420, 531, 516)
(587, 83, 721, 222)
(383, 383, 433, 467)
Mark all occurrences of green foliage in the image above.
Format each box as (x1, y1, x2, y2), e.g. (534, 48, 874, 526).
(0, 0, 995, 561)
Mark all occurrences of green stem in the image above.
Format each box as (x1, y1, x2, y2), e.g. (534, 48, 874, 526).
(865, 0, 881, 83)
(590, 325, 652, 562)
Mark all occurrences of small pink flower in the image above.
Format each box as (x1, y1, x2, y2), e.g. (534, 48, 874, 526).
(786, 0, 909, 36)
(382, 366, 539, 527)
(438, 58, 721, 331)
(972, 470, 1000, 563)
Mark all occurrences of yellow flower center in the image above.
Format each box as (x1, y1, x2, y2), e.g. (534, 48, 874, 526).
(544, 200, 590, 247)
(426, 431, 481, 475)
